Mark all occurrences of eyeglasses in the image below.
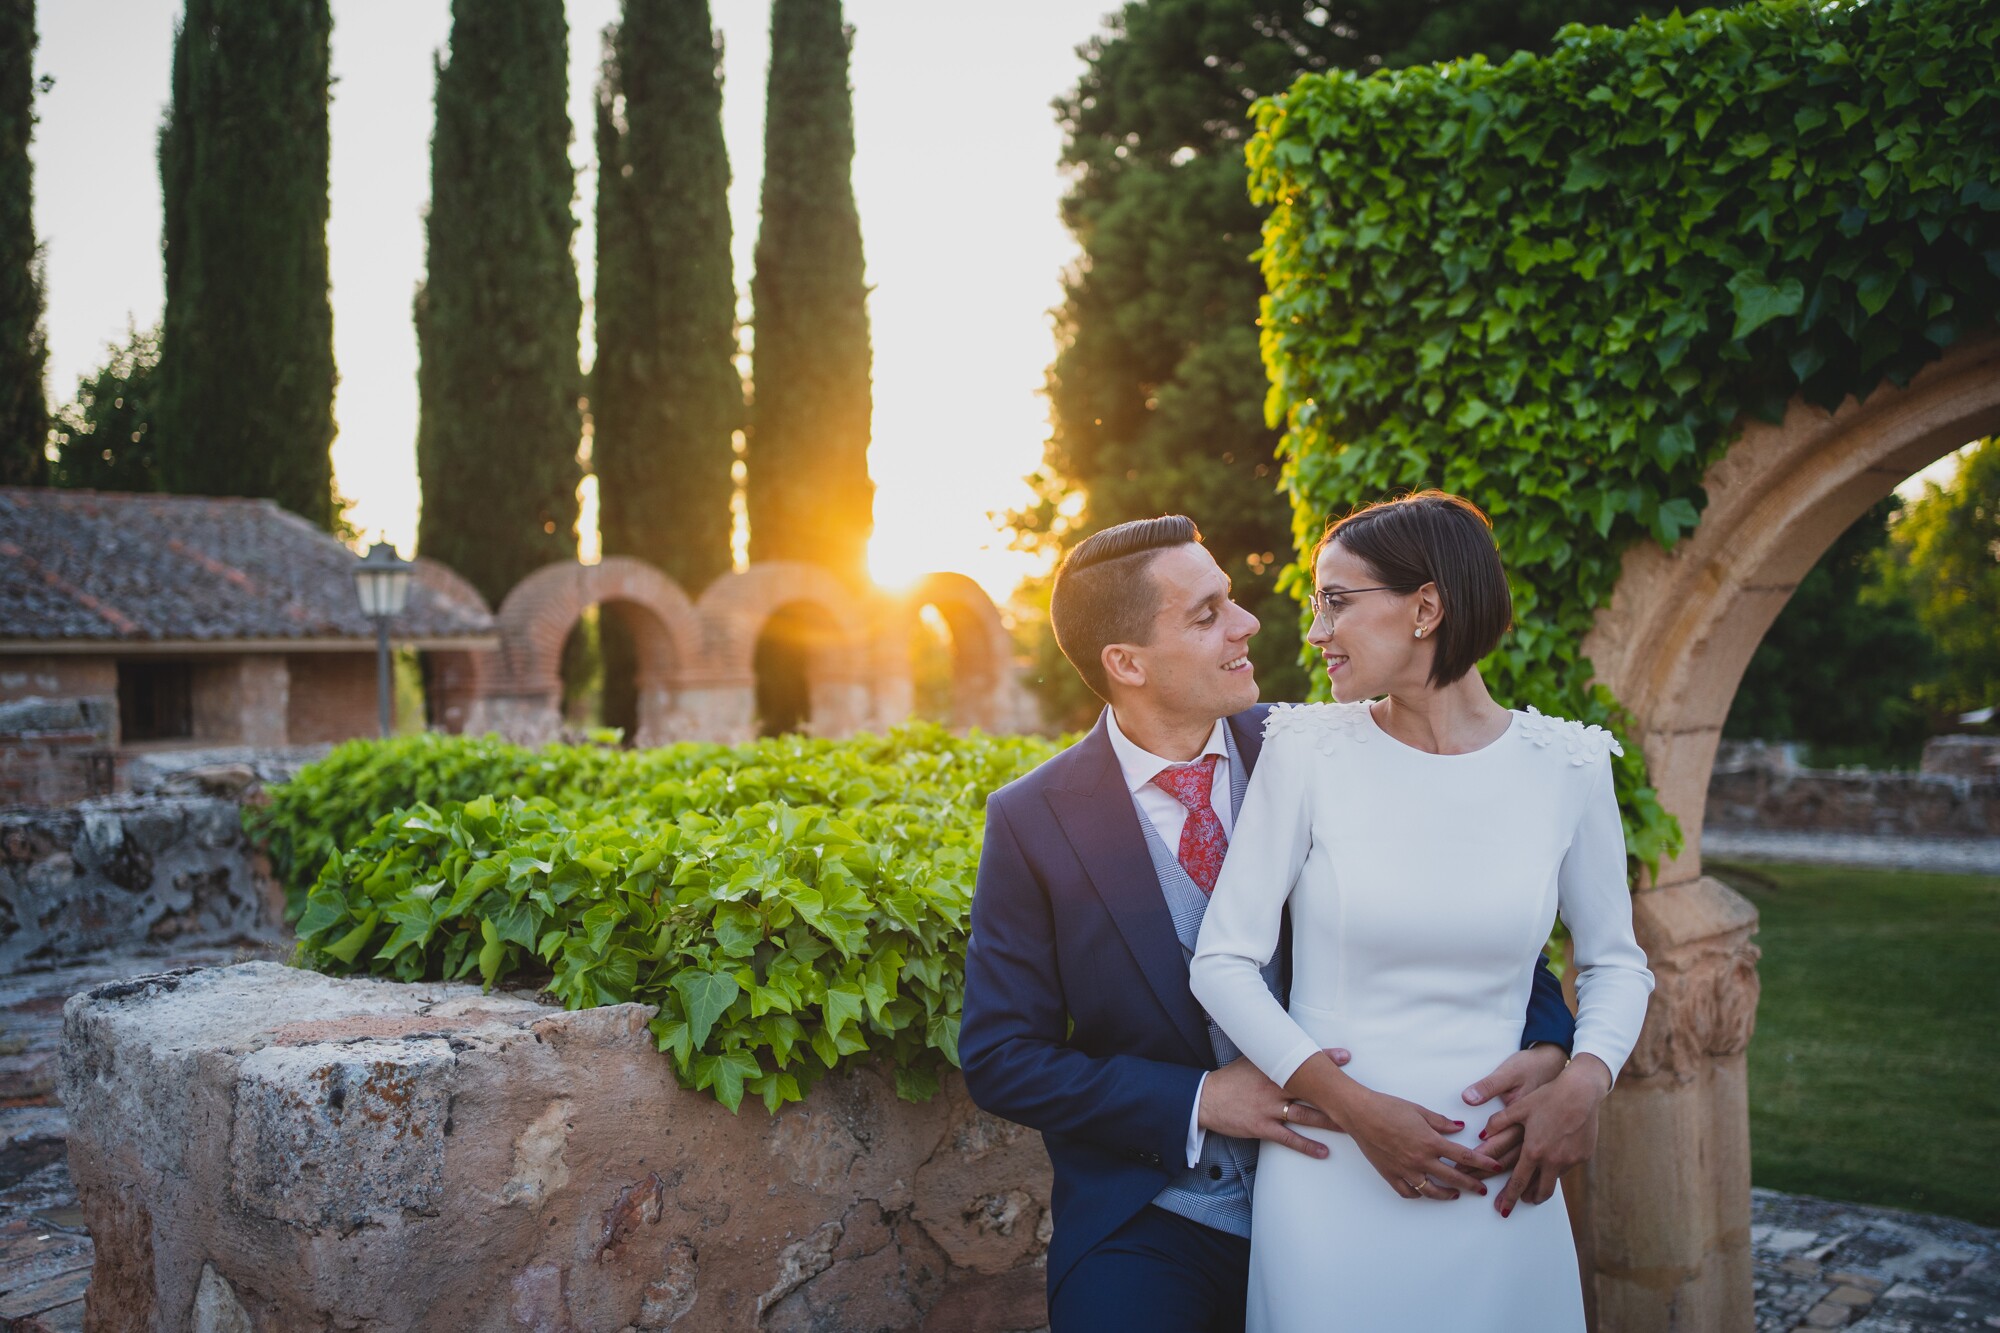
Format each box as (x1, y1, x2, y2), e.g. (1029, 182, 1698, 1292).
(1307, 584, 1408, 628)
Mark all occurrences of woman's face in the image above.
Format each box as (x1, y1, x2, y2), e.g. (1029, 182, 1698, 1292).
(1306, 540, 1429, 702)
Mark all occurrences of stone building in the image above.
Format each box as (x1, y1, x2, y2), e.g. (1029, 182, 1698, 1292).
(1, 489, 1040, 805)
(0, 488, 495, 804)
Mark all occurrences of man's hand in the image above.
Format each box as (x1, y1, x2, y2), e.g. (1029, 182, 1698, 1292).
(1477, 1053, 1613, 1216)
(1198, 1052, 1349, 1159)
(1460, 1044, 1569, 1176)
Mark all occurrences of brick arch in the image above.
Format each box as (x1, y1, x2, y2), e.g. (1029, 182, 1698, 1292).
(878, 572, 1026, 733)
(695, 563, 876, 738)
(478, 557, 704, 745)
(1584, 333, 2000, 891)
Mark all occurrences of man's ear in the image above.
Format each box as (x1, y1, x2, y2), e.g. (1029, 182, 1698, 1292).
(1102, 642, 1147, 692)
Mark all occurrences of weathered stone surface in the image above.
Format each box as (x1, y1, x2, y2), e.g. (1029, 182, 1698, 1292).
(60, 963, 1053, 1332)
(0, 797, 280, 975)
(1707, 764, 2000, 839)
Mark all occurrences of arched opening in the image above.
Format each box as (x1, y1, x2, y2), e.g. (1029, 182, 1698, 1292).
(753, 600, 849, 738)
(477, 558, 702, 747)
(908, 605, 956, 724)
(895, 573, 1021, 734)
(1584, 335, 2000, 889)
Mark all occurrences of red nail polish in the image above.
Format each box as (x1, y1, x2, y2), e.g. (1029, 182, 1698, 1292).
(1501, 1204, 1512, 1218)
(1478, 1186, 1488, 1196)
(1478, 1129, 1487, 1139)
(1453, 1120, 1465, 1129)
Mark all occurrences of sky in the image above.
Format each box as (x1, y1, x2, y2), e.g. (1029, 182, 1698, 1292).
(35, 1, 1118, 602)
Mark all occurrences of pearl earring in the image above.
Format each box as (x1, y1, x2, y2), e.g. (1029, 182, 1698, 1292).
(1414, 626, 1425, 638)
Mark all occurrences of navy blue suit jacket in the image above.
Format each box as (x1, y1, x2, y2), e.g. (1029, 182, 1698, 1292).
(959, 704, 1578, 1296)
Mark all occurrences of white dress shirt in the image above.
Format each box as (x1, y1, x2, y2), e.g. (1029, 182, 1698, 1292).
(1105, 708, 1234, 1166)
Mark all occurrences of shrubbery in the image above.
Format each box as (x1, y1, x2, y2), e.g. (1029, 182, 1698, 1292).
(262, 727, 1059, 1112)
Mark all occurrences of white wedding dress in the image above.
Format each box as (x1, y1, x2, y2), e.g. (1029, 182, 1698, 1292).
(1189, 702, 1655, 1333)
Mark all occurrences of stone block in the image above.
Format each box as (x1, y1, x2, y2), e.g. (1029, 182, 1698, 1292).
(60, 963, 1053, 1332)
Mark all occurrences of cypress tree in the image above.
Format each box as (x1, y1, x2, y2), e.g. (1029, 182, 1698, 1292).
(154, 0, 335, 525)
(0, 0, 44, 487)
(747, 0, 872, 585)
(594, 0, 739, 593)
(416, 0, 582, 609)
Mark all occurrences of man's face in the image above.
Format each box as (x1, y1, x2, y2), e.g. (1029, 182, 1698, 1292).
(1112, 543, 1261, 719)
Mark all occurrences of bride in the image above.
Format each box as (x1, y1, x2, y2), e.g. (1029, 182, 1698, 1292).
(1189, 491, 1654, 1332)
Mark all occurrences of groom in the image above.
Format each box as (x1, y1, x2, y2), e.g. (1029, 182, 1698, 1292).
(961, 516, 1596, 1331)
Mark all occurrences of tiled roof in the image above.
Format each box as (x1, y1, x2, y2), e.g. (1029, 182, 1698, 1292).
(0, 488, 495, 644)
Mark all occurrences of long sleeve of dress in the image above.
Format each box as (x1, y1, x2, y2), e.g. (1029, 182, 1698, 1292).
(1560, 758, 1656, 1082)
(1189, 731, 1324, 1088)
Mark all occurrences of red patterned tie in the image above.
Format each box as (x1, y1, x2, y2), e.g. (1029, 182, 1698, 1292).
(1152, 754, 1228, 894)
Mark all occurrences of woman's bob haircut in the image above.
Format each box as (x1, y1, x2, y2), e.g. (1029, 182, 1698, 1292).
(1313, 490, 1512, 689)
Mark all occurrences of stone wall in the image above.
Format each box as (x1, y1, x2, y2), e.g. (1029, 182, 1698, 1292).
(60, 964, 1053, 1333)
(0, 796, 280, 975)
(1706, 750, 2000, 838)
(0, 696, 116, 807)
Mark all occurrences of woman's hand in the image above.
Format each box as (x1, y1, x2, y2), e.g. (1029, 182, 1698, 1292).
(1337, 1084, 1505, 1200)
(1288, 1051, 1504, 1199)
(1476, 1053, 1613, 1216)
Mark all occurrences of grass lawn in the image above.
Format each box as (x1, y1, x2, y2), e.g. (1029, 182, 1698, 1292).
(1711, 860, 2000, 1226)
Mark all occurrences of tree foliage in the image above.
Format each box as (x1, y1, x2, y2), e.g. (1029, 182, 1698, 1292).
(1725, 498, 1935, 767)
(48, 325, 164, 492)
(1253, 0, 2000, 872)
(747, 0, 872, 585)
(1882, 439, 2000, 721)
(1019, 0, 1666, 725)
(0, 0, 45, 487)
(154, 0, 335, 526)
(594, 1, 740, 594)
(416, 0, 582, 609)
(269, 725, 1060, 1112)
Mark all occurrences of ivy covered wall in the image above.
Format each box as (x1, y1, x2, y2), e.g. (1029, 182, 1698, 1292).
(1251, 0, 2000, 870)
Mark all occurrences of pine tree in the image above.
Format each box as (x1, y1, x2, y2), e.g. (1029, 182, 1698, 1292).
(416, 0, 582, 609)
(154, 0, 335, 525)
(747, 0, 872, 585)
(0, 0, 45, 487)
(594, 0, 739, 593)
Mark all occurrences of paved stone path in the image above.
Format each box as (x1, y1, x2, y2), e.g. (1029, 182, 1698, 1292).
(3, 949, 1994, 1331)
(1704, 828, 2000, 876)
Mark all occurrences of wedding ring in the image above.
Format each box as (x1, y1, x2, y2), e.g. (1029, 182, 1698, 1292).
(1280, 1102, 1291, 1122)
(1406, 1178, 1426, 1196)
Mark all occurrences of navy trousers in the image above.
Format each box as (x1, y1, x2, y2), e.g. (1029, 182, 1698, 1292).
(1048, 1205, 1251, 1333)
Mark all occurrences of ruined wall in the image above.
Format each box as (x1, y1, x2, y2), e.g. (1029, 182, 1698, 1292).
(0, 796, 279, 975)
(60, 964, 1053, 1333)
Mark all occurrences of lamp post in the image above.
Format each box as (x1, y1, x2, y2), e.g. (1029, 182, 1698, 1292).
(353, 542, 413, 738)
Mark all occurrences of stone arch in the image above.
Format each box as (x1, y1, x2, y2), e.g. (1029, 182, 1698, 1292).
(1569, 333, 2000, 1327)
(694, 563, 876, 741)
(876, 572, 1030, 733)
(1586, 333, 2000, 890)
(474, 557, 704, 746)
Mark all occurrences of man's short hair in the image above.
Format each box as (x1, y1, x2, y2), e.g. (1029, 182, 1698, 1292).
(1314, 491, 1511, 688)
(1050, 515, 1202, 703)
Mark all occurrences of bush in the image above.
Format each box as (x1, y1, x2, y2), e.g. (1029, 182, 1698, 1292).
(265, 726, 1060, 1112)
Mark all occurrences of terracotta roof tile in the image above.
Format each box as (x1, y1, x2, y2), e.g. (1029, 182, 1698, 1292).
(0, 488, 495, 644)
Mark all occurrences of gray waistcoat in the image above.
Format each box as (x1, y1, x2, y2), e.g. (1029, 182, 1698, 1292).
(1142, 723, 1284, 1239)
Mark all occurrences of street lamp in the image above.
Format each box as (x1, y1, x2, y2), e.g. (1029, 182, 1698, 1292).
(354, 542, 413, 738)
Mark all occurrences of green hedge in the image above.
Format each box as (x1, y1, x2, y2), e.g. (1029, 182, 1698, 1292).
(1251, 0, 2000, 873)
(266, 727, 1059, 1112)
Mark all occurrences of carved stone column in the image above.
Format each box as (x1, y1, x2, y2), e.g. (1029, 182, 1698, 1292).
(1577, 876, 1761, 1332)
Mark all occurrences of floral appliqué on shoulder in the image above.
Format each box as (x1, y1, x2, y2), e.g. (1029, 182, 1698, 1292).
(1518, 706, 1624, 767)
(1260, 701, 1373, 756)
